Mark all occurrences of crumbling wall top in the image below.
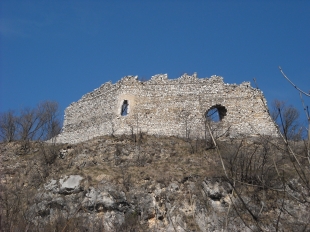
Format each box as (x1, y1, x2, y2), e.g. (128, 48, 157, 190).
(150, 74, 168, 82)
(118, 75, 139, 84)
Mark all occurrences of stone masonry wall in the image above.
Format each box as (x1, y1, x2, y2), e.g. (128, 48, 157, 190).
(55, 73, 278, 144)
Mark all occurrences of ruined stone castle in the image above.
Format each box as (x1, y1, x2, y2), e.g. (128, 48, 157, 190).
(55, 73, 278, 144)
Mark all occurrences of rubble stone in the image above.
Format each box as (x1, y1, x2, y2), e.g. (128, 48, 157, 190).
(55, 73, 278, 144)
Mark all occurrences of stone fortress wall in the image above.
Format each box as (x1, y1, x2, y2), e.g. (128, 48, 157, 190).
(55, 73, 278, 144)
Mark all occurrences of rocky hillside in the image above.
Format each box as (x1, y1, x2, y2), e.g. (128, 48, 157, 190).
(1, 134, 309, 231)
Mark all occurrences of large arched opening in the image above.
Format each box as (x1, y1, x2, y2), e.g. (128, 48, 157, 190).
(205, 105, 227, 122)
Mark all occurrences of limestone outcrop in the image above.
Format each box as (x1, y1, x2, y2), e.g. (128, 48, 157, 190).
(1, 135, 308, 231)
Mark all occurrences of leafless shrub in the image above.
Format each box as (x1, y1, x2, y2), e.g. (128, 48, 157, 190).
(0, 101, 61, 145)
(0, 175, 37, 232)
(0, 110, 17, 142)
(271, 100, 303, 140)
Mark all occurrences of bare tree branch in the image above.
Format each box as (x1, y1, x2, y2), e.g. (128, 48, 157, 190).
(279, 66, 310, 97)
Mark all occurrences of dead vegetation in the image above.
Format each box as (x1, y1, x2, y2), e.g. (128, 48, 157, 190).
(0, 132, 308, 231)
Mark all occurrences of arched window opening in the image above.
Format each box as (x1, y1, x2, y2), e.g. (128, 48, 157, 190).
(121, 100, 129, 116)
(206, 105, 227, 122)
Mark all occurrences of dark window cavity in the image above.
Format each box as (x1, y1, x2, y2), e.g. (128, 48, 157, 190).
(121, 100, 129, 116)
(206, 105, 227, 122)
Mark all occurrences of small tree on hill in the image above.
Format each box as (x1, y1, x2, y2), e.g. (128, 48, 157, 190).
(0, 110, 17, 142)
(0, 101, 62, 143)
(271, 99, 302, 140)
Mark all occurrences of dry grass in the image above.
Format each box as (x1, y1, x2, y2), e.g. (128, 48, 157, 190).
(1, 134, 309, 231)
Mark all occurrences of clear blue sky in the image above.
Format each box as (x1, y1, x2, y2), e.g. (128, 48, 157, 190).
(1, 0, 309, 125)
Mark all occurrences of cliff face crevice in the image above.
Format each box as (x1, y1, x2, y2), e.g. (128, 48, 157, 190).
(55, 73, 278, 144)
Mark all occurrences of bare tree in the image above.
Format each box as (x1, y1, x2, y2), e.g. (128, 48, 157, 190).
(271, 100, 302, 140)
(279, 67, 310, 97)
(0, 110, 17, 142)
(106, 113, 117, 136)
(279, 66, 310, 151)
(16, 107, 44, 141)
(0, 101, 61, 143)
(180, 110, 191, 140)
(38, 101, 62, 140)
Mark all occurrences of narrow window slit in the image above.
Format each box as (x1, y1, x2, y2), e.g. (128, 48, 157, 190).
(121, 100, 129, 116)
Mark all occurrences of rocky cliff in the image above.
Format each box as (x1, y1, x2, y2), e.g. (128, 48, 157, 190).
(1, 135, 309, 231)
